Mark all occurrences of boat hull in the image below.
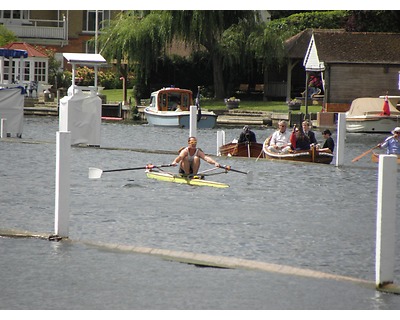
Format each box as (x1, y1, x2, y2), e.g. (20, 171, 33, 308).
(345, 97, 400, 133)
(219, 142, 263, 158)
(371, 152, 400, 163)
(346, 117, 400, 133)
(144, 107, 217, 129)
(146, 171, 229, 188)
(263, 146, 333, 164)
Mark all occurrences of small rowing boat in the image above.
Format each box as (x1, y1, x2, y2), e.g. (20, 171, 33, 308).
(219, 142, 264, 158)
(146, 171, 229, 188)
(263, 144, 333, 164)
(371, 151, 400, 164)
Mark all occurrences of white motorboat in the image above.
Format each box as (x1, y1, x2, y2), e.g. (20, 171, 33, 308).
(143, 87, 217, 128)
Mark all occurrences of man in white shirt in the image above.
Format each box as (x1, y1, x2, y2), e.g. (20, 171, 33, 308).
(266, 120, 292, 153)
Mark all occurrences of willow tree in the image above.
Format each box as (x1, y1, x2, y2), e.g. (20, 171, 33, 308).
(98, 10, 260, 100)
(247, 20, 292, 101)
(98, 11, 173, 103)
(169, 10, 260, 98)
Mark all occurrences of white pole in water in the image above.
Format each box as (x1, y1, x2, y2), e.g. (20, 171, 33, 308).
(335, 113, 346, 167)
(189, 105, 197, 138)
(0, 118, 6, 138)
(55, 131, 71, 238)
(216, 130, 225, 156)
(376, 154, 397, 288)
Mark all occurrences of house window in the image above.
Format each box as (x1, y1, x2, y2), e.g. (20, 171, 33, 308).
(83, 10, 110, 33)
(0, 10, 29, 23)
(24, 61, 30, 82)
(34, 61, 46, 82)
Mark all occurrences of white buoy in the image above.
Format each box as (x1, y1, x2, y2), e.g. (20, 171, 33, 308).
(54, 131, 71, 238)
(189, 105, 197, 138)
(376, 154, 397, 288)
(217, 130, 225, 156)
(335, 113, 346, 167)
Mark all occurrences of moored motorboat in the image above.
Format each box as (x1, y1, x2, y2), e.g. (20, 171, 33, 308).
(263, 144, 333, 164)
(345, 97, 400, 133)
(143, 87, 217, 128)
(219, 141, 264, 158)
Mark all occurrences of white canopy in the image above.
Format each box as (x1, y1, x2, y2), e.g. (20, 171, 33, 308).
(63, 53, 107, 66)
(346, 98, 400, 117)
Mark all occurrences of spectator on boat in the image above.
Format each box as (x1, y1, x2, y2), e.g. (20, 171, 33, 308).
(171, 136, 220, 175)
(238, 125, 257, 143)
(302, 120, 318, 145)
(290, 126, 310, 151)
(379, 127, 400, 155)
(318, 129, 335, 153)
(266, 120, 292, 154)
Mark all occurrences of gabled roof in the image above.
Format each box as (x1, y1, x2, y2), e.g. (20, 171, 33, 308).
(285, 29, 400, 64)
(3, 42, 48, 58)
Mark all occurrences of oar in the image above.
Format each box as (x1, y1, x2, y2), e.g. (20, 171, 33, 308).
(219, 165, 253, 181)
(89, 164, 173, 179)
(351, 144, 381, 163)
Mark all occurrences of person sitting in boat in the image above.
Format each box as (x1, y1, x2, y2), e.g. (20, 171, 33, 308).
(318, 129, 335, 153)
(171, 136, 220, 176)
(302, 120, 318, 145)
(290, 126, 310, 151)
(238, 125, 257, 143)
(266, 120, 292, 154)
(378, 127, 400, 155)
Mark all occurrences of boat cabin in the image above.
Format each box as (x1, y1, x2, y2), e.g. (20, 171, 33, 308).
(151, 87, 193, 111)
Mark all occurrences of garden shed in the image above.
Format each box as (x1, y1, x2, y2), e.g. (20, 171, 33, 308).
(285, 29, 400, 112)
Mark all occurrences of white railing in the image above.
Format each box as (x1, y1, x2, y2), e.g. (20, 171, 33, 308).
(4, 18, 67, 40)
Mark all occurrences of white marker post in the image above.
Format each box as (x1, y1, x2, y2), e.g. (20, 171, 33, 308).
(335, 113, 346, 167)
(54, 131, 71, 238)
(1, 118, 6, 138)
(376, 154, 397, 288)
(216, 130, 225, 156)
(189, 105, 197, 138)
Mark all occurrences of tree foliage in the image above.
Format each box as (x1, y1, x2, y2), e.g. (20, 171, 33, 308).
(96, 10, 400, 101)
(0, 25, 17, 47)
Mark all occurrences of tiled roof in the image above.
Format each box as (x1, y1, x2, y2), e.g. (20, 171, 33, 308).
(285, 29, 400, 64)
(3, 42, 48, 58)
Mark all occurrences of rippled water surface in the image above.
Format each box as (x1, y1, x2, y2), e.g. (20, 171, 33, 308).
(1, 116, 400, 310)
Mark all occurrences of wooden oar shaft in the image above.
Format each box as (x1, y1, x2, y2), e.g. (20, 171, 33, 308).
(351, 145, 380, 163)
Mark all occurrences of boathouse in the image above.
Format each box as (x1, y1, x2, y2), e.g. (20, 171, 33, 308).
(285, 29, 400, 112)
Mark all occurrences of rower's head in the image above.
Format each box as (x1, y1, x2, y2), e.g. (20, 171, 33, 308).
(188, 136, 197, 148)
(391, 127, 400, 136)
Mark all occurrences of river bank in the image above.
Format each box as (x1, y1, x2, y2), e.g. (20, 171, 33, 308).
(23, 100, 337, 129)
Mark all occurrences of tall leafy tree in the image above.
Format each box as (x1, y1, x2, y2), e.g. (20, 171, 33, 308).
(98, 10, 260, 99)
(169, 10, 260, 98)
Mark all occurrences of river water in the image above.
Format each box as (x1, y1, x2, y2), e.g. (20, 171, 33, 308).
(1, 116, 400, 310)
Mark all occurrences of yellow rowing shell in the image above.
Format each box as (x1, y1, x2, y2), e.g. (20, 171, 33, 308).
(146, 171, 229, 188)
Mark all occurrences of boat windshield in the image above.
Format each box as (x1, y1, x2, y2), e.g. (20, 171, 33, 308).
(157, 91, 192, 111)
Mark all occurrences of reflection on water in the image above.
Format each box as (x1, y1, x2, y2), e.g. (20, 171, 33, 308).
(1, 116, 400, 309)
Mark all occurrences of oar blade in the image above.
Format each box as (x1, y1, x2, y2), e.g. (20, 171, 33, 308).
(88, 167, 103, 179)
(246, 170, 254, 182)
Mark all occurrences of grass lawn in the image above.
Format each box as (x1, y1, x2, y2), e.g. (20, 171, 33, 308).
(101, 89, 323, 114)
